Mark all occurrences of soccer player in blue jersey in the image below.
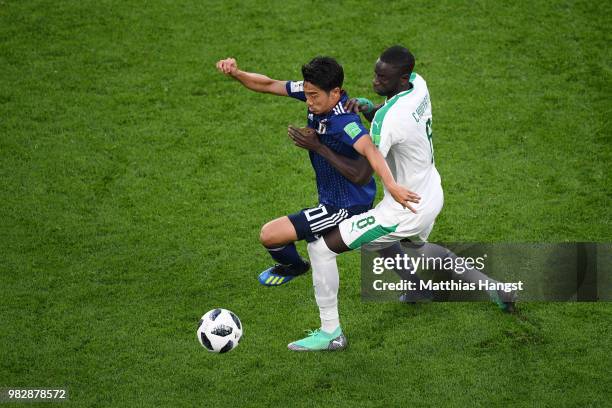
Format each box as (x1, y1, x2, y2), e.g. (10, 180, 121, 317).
(216, 56, 419, 286)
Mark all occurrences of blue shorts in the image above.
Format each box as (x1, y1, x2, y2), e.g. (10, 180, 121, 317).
(288, 203, 372, 243)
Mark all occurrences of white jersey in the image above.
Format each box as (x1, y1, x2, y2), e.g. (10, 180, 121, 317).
(338, 73, 444, 247)
(370, 73, 442, 210)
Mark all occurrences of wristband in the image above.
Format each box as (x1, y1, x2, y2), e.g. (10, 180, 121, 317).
(355, 97, 375, 114)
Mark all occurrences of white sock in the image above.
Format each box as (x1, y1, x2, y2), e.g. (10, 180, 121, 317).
(307, 238, 340, 334)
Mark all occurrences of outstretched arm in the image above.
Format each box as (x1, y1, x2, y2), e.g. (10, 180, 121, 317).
(352, 135, 420, 212)
(288, 126, 373, 186)
(216, 58, 288, 96)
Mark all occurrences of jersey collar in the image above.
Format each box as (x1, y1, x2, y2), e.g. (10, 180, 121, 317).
(331, 92, 349, 116)
(384, 73, 417, 104)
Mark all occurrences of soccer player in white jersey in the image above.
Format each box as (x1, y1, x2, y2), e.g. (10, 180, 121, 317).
(287, 46, 515, 352)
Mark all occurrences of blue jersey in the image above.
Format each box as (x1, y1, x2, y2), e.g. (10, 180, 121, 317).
(285, 81, 376, 208)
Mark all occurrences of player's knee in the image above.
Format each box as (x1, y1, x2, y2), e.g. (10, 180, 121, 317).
(259, 222, 279, 247)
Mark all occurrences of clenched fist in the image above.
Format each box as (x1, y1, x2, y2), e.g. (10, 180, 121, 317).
(216, 58, 238, 76)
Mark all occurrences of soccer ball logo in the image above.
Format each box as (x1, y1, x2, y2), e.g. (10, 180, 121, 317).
(197, 308, 242, 353)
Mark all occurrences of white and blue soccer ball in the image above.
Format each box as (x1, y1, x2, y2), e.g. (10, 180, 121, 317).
(197, 308, 242, 353)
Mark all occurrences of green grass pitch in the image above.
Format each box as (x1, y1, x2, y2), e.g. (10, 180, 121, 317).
(1, 0, 610, 406)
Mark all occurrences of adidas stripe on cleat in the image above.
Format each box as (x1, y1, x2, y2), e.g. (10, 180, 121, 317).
(264, 275, 288, 285)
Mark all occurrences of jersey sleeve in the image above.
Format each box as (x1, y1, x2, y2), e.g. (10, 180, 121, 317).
(285, 80, 306, 101)
(330, 114, 369, 146)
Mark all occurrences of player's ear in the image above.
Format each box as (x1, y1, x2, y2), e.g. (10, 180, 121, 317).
(330, 87, 341, 99)
(400, 73, 411, 86)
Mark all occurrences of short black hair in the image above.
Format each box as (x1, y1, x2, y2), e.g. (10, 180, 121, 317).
(301, 56, 344, 92)
(380, 45, 415, 76)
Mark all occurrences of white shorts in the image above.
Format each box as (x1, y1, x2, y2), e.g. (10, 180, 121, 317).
(339, 184, 443, 250)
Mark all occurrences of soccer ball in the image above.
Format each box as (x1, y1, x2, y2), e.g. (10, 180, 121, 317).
(197, 308, 242, 353)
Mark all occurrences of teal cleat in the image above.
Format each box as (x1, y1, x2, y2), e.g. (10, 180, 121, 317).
(489, 288, 517, 313)
(258, 262, 309, 287)
(288, 327, 347, 352)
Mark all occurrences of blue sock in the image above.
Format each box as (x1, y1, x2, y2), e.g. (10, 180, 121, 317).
(267, 243, 305, 267)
